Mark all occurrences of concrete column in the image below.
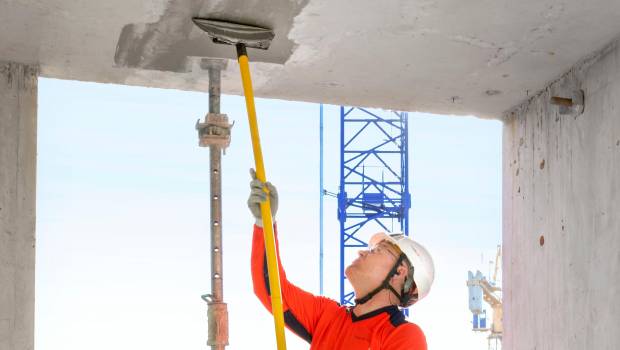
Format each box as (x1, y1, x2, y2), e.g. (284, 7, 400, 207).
(503, 38, 620, 350)
(0, 61, 38, 350)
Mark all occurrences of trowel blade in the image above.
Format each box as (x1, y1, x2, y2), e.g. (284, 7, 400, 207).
(192, 18, 275, 50)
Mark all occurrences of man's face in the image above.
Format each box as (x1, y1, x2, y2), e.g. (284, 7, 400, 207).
(345, 240, 401, 296)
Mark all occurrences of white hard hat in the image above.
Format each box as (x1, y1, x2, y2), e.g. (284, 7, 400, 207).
(369, 232, 435, 305)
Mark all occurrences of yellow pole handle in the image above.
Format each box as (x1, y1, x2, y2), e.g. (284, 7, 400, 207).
(238, 53, 288, 350)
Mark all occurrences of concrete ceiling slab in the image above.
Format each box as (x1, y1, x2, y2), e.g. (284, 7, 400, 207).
(2, 0, 620, 118)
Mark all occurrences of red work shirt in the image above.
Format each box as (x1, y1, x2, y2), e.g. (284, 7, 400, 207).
(251, 225, 428, 350)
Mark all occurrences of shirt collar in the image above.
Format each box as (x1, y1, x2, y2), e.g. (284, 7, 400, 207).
(349, 305, 401, 323)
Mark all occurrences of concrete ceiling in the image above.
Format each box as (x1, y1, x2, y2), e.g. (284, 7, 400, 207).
(2, 0, 620, 118)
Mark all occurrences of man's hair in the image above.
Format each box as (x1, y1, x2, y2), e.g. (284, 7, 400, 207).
(384, 241, 415, 293)
(402, 258, 415, 293)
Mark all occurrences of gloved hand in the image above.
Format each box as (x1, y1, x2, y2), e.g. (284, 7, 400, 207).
(247, 168, 278, 227)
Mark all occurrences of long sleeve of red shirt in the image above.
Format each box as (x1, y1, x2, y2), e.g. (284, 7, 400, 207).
(251, 224, 428, 350)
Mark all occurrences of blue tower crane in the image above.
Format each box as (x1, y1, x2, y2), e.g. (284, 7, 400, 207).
(337, 107, 411, 306)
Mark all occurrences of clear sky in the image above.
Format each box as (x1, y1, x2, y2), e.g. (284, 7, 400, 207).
(36, 78, 502, 350)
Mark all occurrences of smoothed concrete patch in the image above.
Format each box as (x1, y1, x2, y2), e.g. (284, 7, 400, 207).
(114, 0, 309, 72)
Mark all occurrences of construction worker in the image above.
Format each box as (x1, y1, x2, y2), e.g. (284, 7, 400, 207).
(248, 170, 434, 349)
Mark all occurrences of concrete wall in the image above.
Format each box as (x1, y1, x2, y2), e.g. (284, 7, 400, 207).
(0, 62, 38, 350)
(503, 38, 620, 349)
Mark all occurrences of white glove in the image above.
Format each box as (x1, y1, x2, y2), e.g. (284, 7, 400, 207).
(247, 168, 278, 227)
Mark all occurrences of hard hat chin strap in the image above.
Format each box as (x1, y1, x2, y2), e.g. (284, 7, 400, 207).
(355, 254, 406, 306)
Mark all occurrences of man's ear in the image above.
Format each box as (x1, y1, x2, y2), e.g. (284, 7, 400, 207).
(395, 264, 408, 277)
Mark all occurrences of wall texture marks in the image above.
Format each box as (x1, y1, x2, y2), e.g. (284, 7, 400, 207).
(503, 38, 620, 350)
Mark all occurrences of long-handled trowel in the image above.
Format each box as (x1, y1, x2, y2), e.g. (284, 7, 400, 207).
(192, 18, 287, 350)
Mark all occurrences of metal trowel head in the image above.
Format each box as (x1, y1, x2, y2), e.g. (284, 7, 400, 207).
(192, 18, 275, 50)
